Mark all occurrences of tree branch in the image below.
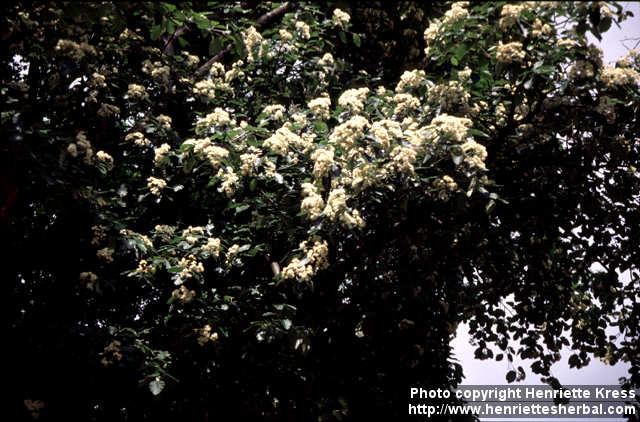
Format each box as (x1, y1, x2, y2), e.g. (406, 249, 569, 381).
(195, 2, 296, 76)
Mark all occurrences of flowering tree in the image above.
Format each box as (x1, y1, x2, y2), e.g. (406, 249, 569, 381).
(3, 1, 640, 420)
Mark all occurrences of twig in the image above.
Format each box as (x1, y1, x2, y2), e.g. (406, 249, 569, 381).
(195, 2, 296, 76)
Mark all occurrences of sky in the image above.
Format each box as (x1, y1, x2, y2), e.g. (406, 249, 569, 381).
(450, 3, 640, 420)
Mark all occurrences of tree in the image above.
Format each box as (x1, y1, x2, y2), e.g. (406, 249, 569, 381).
(2, 1, 639, 420)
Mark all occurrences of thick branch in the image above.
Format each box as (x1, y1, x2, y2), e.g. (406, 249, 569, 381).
(195, 2, 296, 76)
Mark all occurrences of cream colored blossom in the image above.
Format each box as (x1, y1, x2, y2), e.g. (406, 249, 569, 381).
(308, 96, 332, 119)
(323, 188, 347, 220)
(217, 166, 239, 197)
(318, 53, 335, 68)
(201, 237, 222, 258)
(240, 150, 260, 176)
(329, 115, 369, 147)
(55, 39, 96, 61)
(370, 119, 402, 149)
(197, 324, 219, 345)
(178, 254, 204, 280)
(332, 8, 351, 28)
(91, 225, 108, 246)
(443, 1, 470, 25)
(338, 87, 369, 113)
(244, 26, 264, 62)
(433, 175, 458, 199)
(496, 42, 526, 64)
(125, 131, 151, 147)
(428, 81, 470, 111)
(389, 146, 418, 175)
(279, 29, 293, 41)
(282, 240, 330, 281)
(172, 285, 196, 303)
(531, 19, 553, 38)
(460, 139, 488, 170)
(134, 259, 155, 275)
(196, 108, 234, 132)
(95, 151, 114, 171)
(396, 69, 426, 93)
(429, 114, 472, 143)
(601, 66, 640, 88)
(310, 148, 334, 178)
(154, 143, 171, 165)
(458, 66, 472, 82)
(262, 104, 286, 121)
(300, 183, 325, 220)
(499, 3, 530, 29)
(182, 226, 205, 244)
(183, 52, 200, 67)
(89, 72, 106, 88)
(126, 83, 148, 101)
(154, 224, 175, 241)
(225, 244, 241, 266)
(263, 126, 304, 156)
(79, 271, 98, 289)
(157, 114, 172, 129)
(147, 176, 167, 196)
(393, 93, 421, 115)
(97, 247, 114, 263)
(295, 21, 311, 40)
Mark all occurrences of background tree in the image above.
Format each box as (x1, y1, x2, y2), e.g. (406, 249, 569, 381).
(2, 1, 639, 421)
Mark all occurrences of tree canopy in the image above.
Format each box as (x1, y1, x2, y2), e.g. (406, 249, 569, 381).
(2, 1, 640, 420)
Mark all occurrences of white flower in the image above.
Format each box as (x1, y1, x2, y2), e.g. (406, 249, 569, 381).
(308, 96, 331, 120)
(126, 83, 148, 101)
(154, 143, 171, 165)
(338, 87, 369, 113)
(147, 176, 167, 196)
(496, 42, 526, 64)
(332, 9, 351, 28)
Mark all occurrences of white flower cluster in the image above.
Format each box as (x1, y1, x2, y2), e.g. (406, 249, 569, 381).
(496, 42, 526, 64)
(125, 131, 151, 147)
(396, 70, 426, 93)
(499, 3, 533, 30)
(201, 237, 222, 258)
(195, 108, 234, 133)
(601, 66, 640, 88)
(295, 21, 311, 40)
(442, 2, 470, 25)
(183, 137, 230, 168)
(282, 240, 329, 282)
(147, 176, 167, 196)
(338, 88, 369, 113)
(262, 104, 286, 121)
(263, 126, 306, 156)
(332, 9, 351, 28)
(244, 26, 265, 62)
(428, 80, 470, 111)
(216, 166, 240, 197)
(172, 285, 196, 304)
(308, 96, 332, 120)
(55, 39, 96, 61)
(154, 143, 171, 165)
(126, 83, 148, 101)
(329, 115, 369, 148)
(178, 254, 205, 281)
(300, 183, 325, 220)
(310, 148, 334, 178)
(428, 114, 472, 143)
(95, 151, 114, 171)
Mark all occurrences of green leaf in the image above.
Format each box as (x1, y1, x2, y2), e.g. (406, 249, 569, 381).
(150, 25, 163, 41)
(352, 33, 361, 48)
(149, 379, 165, 395)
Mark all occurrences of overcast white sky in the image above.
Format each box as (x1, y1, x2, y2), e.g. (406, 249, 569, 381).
(452, 3, 639, 420)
